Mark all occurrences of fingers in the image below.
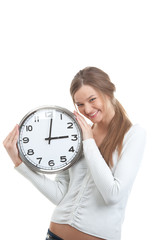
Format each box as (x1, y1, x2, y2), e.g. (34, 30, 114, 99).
(3, 125, 22, 167)
(74, 111, 93, 140)
(3, 125, 19, 148)
(74, 111, 87, 127)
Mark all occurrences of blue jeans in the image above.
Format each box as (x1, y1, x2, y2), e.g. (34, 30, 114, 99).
(46, 229, 63, 240)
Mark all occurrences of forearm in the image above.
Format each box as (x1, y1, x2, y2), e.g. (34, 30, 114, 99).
(83, 139, 119, 204)
(15, 163, 69, 205)
(83, 126, 146, 204)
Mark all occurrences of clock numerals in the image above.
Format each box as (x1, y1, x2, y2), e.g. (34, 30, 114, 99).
(48, 160, 55, 166)
(23, 137, 29, 143)
(27, 149, 34, 155)
(34, 116, 40, 122)
(69, 146, 75, 152)
(45, 111, 53, 118)
(36, 157, 42, 164)
(71, 134, 78, 141)
(67, 122, 73, 129)
(60, 156, 67, 162)
(26, 125, 33, 131)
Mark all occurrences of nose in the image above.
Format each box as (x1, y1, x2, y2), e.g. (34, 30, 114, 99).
(84, 103, 93, 115)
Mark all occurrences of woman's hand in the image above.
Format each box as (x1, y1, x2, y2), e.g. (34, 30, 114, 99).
(74, 111, 93, 140)
(3, 125, 22, 167)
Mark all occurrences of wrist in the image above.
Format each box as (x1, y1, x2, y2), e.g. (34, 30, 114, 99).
(82, 132, 93, 140)
(14, 158, 22, 167)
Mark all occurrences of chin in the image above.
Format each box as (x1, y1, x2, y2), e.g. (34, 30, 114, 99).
(89, 116, 102, 123)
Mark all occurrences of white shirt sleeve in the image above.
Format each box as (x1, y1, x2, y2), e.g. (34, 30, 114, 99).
(82, 125, 146, 205)
(15, 163, 70, 205)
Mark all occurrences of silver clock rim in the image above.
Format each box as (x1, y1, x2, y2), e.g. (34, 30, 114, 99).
(17, 105, 83, 174)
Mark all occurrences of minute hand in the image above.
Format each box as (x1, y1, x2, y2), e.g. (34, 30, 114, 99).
(45, 136, 69, 141)
(48, 118, 53, 144)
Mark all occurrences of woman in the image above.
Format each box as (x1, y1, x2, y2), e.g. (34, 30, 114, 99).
(3, 67, 146, 240)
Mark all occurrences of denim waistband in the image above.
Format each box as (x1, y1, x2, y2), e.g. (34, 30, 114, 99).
(46, 229, 63, 240)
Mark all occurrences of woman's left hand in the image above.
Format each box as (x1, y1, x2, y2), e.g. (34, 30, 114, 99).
(74, 111, 93, 140)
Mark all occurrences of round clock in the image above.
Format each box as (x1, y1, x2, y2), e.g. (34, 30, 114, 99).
(17, 106, 83, 174)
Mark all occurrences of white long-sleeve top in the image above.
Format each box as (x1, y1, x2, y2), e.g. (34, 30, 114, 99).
(16, 124, 146, 240)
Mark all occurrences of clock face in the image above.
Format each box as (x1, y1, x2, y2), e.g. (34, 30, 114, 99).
(18, 106, 82, 173)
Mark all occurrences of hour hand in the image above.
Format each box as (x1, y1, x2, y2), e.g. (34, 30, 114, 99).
(45, 136, 69, 141)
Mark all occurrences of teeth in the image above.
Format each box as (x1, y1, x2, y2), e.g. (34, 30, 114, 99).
(90, 111, 98, 117)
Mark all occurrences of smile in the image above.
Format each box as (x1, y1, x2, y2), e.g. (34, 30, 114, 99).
(88, 110, 99, 118)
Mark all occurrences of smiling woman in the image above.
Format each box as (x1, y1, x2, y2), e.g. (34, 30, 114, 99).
(74, 85, 115, 124)
(3, 66, 146, 240)
(70, 67, 132, 167)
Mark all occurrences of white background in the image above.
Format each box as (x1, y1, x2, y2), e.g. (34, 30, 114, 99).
(0, 0, 160, 239)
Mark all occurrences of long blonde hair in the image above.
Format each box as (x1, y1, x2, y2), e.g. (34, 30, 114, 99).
(70, 67, 132, 167)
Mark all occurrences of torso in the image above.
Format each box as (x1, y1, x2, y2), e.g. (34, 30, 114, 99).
(49, 222, 104, 240)
(49, 126, 107, 240)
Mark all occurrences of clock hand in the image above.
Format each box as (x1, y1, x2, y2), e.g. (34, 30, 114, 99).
(48, 118, 53, 144)
(45, 136, 69, 141)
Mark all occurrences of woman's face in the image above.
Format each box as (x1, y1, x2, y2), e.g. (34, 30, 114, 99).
(74, 85, 114, 124)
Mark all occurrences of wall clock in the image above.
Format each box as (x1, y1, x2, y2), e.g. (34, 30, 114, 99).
(17, 106, 83, 173)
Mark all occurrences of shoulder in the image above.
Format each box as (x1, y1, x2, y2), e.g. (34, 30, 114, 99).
(125, 123, 146, 137)
(123, 124, 146, 146)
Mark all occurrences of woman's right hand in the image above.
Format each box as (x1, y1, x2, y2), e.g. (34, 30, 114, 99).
(3, 125, 22, 167)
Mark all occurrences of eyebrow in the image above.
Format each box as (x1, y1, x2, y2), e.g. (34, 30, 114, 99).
(75, 95, 95, 104)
